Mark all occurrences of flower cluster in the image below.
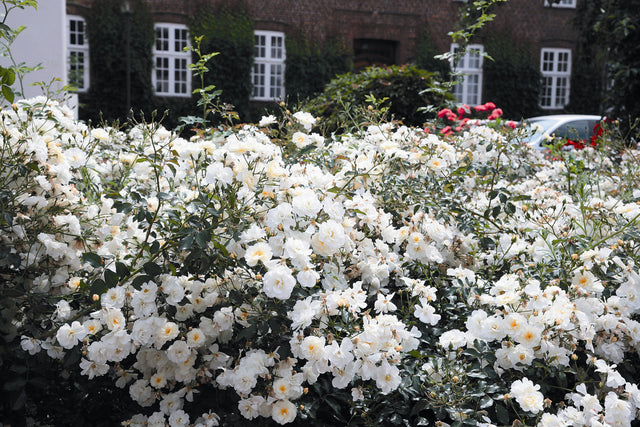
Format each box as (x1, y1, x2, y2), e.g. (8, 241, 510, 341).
(432, 101, 517, 136)
(3, 97, 640, 426)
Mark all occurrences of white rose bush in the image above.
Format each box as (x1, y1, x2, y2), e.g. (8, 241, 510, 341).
(2, 95, 640, 426)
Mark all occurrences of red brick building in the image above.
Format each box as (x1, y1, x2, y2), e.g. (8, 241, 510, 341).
(65, 0, 581, 113)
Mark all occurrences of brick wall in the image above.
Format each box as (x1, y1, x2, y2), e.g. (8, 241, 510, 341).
(67, 0, 579, 66)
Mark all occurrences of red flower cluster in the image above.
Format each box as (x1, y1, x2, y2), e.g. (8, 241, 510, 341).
(565, 121, 608, 151)
(430, 102, 515, 136)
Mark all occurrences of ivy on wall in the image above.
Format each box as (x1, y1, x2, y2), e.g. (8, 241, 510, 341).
(483, 31, 541, 119)
(188, 0, 254, 121)
(565, 0, 606, 116)
(285, 34, 351, 102)
(414, 27, 450, 79)
(80, 0, 154, 124)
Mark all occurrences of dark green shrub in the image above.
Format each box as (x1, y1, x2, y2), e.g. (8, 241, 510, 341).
(189, 0, 253, 121)
(81, 0, 154, 124)
(304, 65, 453, 133)
(285, 35, 351, 102)
(483, 31, 541, 120)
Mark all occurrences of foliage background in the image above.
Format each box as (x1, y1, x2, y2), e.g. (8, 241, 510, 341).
(80, 0, 154, 124)
(304, 65, 453, 133)
(482, 29, 541, 120)
(284, 34, 351, 103)
(188, 0, 254, 122)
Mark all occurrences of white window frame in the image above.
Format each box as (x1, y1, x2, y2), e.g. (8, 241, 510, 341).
(539, 48, 571, 109)
(251, 30, 286, 101)
(153, 23, 191, 97)
(67, 15, 89, 92)
(450, 43, 483, 106)
(545, 0, 576, 8)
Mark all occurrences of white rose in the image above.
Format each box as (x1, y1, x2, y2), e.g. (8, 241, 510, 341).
(263, 265, 296, 300)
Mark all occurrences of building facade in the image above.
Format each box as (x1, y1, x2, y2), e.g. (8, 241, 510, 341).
(64, 0, 581, 115)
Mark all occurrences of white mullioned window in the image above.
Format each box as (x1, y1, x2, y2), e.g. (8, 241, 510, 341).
(252, 30, 285, 101)
(450, 43, 483, 106)
(540, 48, 571, 109)
(67, 16, 89, 91)
(546, 0, 576, 8)
(153, 23, 191, 97)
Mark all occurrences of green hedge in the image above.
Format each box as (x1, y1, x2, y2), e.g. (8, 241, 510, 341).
(304, 65, 454, 133)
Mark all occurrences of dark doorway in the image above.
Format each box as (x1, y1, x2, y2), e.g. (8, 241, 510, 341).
(354, 39, 397, 69)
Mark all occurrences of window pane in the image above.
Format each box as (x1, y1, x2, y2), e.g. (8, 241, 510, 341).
(254, 35, 266, 58)
(68, 51, 85, 88)
(271, 36, 283, 59)
(252, 63, 265, 98)
(156, 27, 169, 51)
(69, 19, 85, 46)
(175, 28, 188, 52)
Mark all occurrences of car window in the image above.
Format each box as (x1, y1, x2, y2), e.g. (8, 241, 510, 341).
(521, 119, 558, 143)
(553, 120, 595, 141)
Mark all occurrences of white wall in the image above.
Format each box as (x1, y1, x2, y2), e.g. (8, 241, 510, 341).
(1, 0, 77, 116)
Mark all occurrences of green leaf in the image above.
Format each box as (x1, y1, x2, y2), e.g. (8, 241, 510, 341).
(5, 69, 15, 85)
(104, 269, 118, 288)
(90, 278, 107, 295)
(195, 230, 211, 248)
(496, 403, 510, 425)
(178, 235, 194, 251)
(479, 236, 495, 249)
(143, 262, 162, 277)
(131, 274, 153, 290)
(236, 324, 257, 341)
(3, 212, 13, 226)
(115, 262, 130, 279)
(2, 84, 14, 103)
(82, 252, 103, 268)
(479, 395, 493, 409)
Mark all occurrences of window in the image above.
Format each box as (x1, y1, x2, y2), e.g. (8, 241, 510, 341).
(252, 31, 285, 101)
(67, 16, 89, 91)
(153, 23, 191, 97)
(553, 120, 598, 141)
(545, 0, 576, 8)
(540, 48, 571, 109)
(450, 44, 483, 106)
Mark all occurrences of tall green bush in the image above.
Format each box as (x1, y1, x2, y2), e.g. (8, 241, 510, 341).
(483, 31, 541, 119)
(81, 0, 154, 123)
(304, 65, 454, 133)
(189, 0, 253, 121)
(285, 34, 351, 102)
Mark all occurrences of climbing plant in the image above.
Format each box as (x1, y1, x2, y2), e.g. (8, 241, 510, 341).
(483, 30, 541, 119)
(285, 34, 351, 102)
(414, 26, 450, 78)
(188, 0, 253, 121)
(81, 0, 154, 124)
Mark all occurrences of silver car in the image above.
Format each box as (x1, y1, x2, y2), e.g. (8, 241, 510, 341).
(521, 114, 602, 150)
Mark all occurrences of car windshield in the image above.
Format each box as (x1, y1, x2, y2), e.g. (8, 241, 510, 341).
(520, 118, 559, 143)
